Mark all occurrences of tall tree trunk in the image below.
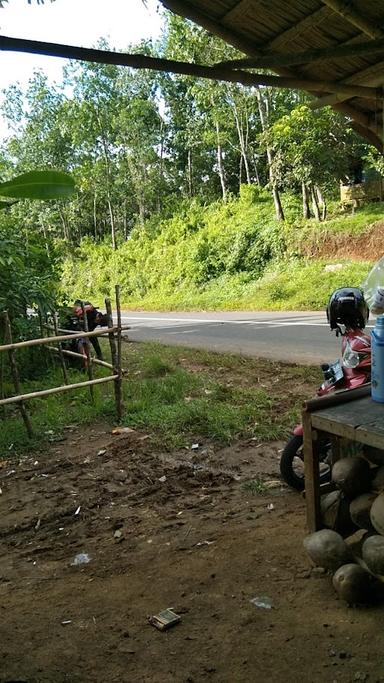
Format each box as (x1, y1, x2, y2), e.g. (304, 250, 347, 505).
(302, 181, 311, 219)
(232, 98, 251, 184)
(255, 88, 284, 221)
(310, 185, 321, 221)
(252, 154, 261, 187)
(107, 198, 117, 249)
(97, 112, 117, 249)
(58, 206, 70, 241)
(315, 185, 327, 221)
(158, 118, 165, 212)
(215, 118, 226, 201)
(123, 199, 128, 240)
(93, 192, 98, 239)
(187, 148, 193, 197)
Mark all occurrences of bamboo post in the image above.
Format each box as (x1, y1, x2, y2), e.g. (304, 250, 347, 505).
(115, 285, 123, 418)
(105, 296, 122, 421)
(3, 311, 34, 438)
(37, 308, 45, 340)
(53, 312, 68, 385)
(0, 327, 5, 418)
(81, 303, 94, 402)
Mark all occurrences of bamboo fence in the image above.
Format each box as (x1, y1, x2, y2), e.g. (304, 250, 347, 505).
(0, 285, 127, 437)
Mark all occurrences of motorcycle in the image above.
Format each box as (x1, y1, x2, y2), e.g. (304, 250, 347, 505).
(280, 325, 371, 491)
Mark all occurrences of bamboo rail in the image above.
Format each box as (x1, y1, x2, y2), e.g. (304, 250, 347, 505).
(46, 346, 114, 370)
(0, 326, 119, 352)
(1, 289, 125, 435)
(0, 375, 118, 406)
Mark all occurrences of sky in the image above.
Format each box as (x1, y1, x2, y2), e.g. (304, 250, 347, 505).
(0, 0, 164, 91)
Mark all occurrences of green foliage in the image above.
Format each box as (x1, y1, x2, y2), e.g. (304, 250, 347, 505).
(0, 220, 59, 318)
(264, 105, 366, 199)
(249, 258, 372, 310)
(61, 191, 379, 311)
(0, 341, 311, 454)
(61, 192, 286, 303)
(0, 171, 75, 201)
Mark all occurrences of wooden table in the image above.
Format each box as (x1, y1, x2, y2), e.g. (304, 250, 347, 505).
(303, 384, 384, 532)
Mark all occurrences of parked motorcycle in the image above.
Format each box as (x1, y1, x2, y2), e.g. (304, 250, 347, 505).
(280, 288, 371, 491)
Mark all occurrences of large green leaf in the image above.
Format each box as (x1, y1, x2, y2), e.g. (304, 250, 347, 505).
(0, 171, 75, 199)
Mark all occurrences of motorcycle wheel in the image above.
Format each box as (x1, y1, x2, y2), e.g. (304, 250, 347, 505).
(280, 434, 332, 492)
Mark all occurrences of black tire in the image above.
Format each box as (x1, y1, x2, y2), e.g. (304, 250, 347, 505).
(280, 434, 331, 492)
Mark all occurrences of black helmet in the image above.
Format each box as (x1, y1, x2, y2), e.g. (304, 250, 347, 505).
(327, 287, 369, 331)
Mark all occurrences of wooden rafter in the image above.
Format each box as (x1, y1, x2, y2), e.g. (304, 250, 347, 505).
(267, 6, 330, 51)
(320, 0, 383, 39)
(0, 35, 379, 99)
(220, 0, 250, 24)
(217, 36, 384, 70)
(309, 58, 384, 109)
(161, 0, 263, 56)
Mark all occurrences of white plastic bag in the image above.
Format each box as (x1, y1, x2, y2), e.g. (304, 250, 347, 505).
(362, 256, 384, 314)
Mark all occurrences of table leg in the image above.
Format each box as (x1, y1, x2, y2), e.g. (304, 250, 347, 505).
(303, 410, 321, 532)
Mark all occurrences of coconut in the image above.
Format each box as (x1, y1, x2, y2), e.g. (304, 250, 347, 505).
(332, 563, 372, 604)
(303, 529, 353, 571)
(372, 466, 384, 492)
(362, 535, 384, 577)
(320, 490, 356, 537)
(370, 493, 384, 535)
(349, 493, 376, 531)
(331, 457, 371, 499)
(364, 447, 384, 467)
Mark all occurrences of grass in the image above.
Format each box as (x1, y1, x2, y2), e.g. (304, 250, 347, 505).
(119, 256, 372, 312)
(0, 341, 319, 456)
(0, 365, 116, 456)
(242, 478, 269, 495)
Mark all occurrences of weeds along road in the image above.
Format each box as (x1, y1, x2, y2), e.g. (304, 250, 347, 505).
(118, 311, 375, 365)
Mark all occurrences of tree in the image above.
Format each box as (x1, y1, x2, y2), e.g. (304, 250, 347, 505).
(264, 105, 365, 220)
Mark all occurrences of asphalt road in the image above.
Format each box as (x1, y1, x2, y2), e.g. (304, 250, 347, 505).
(119, 311, 374, 365)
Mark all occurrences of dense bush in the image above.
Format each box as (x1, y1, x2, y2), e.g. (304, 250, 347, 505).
(61, 192, 378, 311)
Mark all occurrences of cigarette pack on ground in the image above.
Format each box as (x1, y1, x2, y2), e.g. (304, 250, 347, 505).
(148, 608, 181, 631)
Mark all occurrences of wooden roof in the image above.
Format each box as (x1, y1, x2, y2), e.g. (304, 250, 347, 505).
(160, 0, 384, 150)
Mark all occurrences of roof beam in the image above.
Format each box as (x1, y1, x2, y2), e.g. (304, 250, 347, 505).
(319, 0, 383, 39)
(309, 58, 384, 109)
(217, 36, 384, 69)
(0, 35, 379, 100)
(161, 0, 262, 56)
(267, 6, 330, 51)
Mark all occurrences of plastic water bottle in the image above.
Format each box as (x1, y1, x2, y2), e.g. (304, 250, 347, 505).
(371, 314, 384, 403)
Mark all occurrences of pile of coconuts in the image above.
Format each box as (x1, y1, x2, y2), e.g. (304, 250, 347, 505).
(304, 450, 384, 605)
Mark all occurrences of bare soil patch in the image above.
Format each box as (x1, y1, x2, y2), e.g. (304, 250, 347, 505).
(301, 220, 384, 261)
(0, 423, 383, 683)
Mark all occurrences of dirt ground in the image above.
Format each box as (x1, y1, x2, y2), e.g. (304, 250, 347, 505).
(0, 424, 383, 683)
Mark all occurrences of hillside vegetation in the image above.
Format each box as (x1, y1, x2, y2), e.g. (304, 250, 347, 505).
(61, 188, 379, 311)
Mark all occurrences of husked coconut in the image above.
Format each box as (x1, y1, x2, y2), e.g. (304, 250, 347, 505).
(350, 493, 376, 531)
(332, 457, 371, 498)
(362, 535, 384, 577)
(370, 493, 384, 536)
(332, 563, 372, 604)
(321, 490, 356, 537)
(303, 529, 353, 571)
(365, 447, 384, 467)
